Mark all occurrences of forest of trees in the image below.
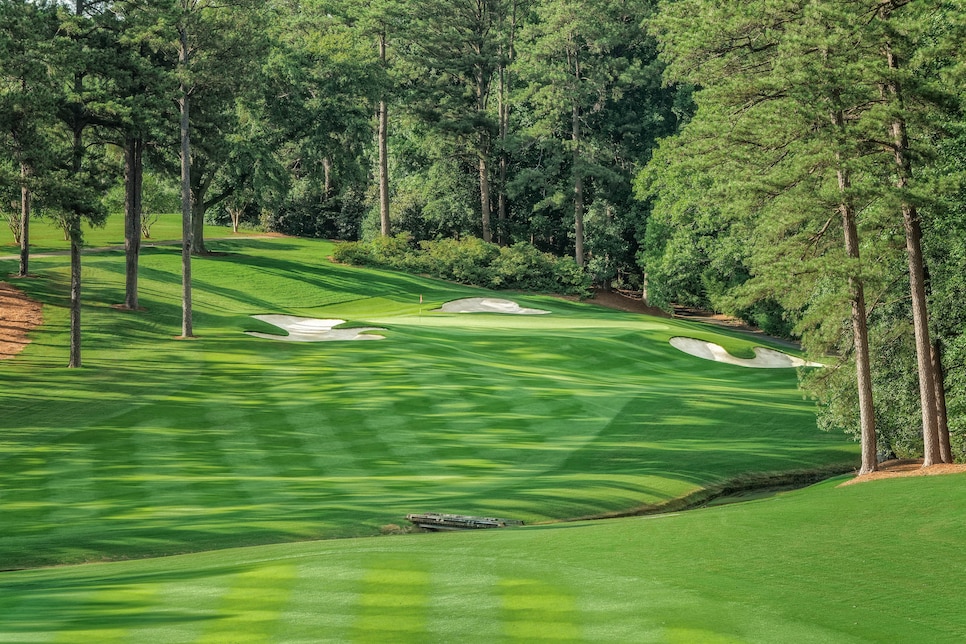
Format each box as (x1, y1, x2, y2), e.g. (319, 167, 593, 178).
(2, 0, 964, 466)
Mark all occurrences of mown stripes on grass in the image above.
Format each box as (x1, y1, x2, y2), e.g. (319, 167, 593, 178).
(2, 234, 856, 572)
(3, 474, 966, 642)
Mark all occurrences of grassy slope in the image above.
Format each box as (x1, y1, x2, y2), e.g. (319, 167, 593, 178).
(0, 212, 217, 255)
(1, 474, 964, 642)
(0, 223, 856, 569)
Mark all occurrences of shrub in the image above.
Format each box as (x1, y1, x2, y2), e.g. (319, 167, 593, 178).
(367, 232, 414, 269)
(334, 236, 588, 296)
(331, 240, 373, 266)
(419, 237, 499, 285)
(491, 243, 591, 296)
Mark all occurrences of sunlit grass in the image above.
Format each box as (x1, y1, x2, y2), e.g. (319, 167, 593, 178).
(1, 475, 964, 642)
(0, 212, 231, 255)
(1, 234, 856, 572)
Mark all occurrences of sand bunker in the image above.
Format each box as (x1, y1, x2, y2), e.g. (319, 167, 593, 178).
(669, 337, 823, 369)
(246, 315, 385, 342)
(439, 298, 550, 315)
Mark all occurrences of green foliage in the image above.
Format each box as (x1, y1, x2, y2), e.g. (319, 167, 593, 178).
(417, 236, 500, 285)
(643, 0, 966, 453)
(103, 171, 180, 214)
(491, 241, 587, 294)
(334, 234, 591, 295)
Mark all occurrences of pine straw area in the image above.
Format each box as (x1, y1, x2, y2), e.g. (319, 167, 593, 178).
(840, 458, 966, 486)
(0, 281, 42, 360)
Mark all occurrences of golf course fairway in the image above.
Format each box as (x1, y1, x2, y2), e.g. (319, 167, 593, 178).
(1, 475, 964, 642)
(11, 222, 956, 641)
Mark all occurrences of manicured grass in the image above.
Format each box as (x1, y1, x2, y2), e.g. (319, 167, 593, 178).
(0, 212, 232, 255)
(1, 473, 964, 642)
(0, 232, 856, 570)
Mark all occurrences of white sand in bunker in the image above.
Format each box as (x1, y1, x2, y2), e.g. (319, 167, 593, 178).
(439, 298, 550, 315)
(245, 315, 386, 342)
(669, 336, 823, 369)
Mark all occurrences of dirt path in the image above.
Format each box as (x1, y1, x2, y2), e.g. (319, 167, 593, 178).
(0, 282, 43, 360)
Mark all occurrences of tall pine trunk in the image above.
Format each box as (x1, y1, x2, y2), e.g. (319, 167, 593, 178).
(179, 25, 194, 338)
(931, 340, 953, 462)
(473, 37, 493, 244)
(884, 45, 944, 465)
(572, 100, 585, 268)
(832, 109, 876, 473)
(18, 163, 30, 278)
(479, 152, 492, 243)
(497, 61, 508, 246)
(68, 11, 84, 369)
(123, 136, 143, 310)
(69, 224, 82, 368)
(378, 32, 390, 237)
(496, 0, 518, 248)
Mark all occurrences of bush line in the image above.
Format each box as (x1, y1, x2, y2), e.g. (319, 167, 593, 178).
(333, 234, 591, 297)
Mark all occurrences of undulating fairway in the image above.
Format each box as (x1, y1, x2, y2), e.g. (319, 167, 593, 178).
(1, 221, 855, 569)
(2, 475, 965, 642)
(4, 218, 920, 641)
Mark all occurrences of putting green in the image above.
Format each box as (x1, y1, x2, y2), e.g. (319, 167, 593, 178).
(1, 229, 856, 571)
(1, 474, 964, 642)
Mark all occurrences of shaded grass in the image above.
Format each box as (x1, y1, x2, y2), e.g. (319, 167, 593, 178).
(0, 236, 856, 570)
(1, 474, 964, 642)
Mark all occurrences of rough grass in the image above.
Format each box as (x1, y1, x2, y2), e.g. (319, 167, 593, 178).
(0, 227, 857, 570)
(1, 474, 964, 642)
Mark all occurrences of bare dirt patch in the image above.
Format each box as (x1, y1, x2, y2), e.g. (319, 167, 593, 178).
(586, 289, 671, 317)
(0, 282, 43, 360)
(840, 459, 966, 486)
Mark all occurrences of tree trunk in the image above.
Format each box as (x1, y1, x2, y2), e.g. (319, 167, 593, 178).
(884, 46, 942, 466)
(190, 184, 208, 256)
(323, 157, 333, 197)
(900, 199, 941, 466)
(831, 106, 876, 472)
(229, 206, 242, 233)
(472, 31, 493, 244)
(479, 152, 493, 243)
(378, 31, 391, 237)
(932, 340, 953, 463)
(838, 196, 878, 474)
(573, 100, 585, 268)
(69, 225, 82, 368)
(18, 163, 30, 278)
(123, 136, 143, 310)
(497, 52, 508, 246)
(496, 0, 517, 247)
(179, 26, 194, 338)
(844, 212, 876, 474)
(68, 25, 84, 368)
